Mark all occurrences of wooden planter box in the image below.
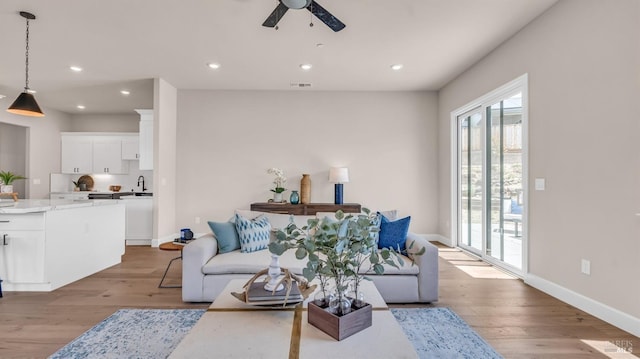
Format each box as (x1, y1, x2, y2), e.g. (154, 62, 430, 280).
(307, 301, 372, 341)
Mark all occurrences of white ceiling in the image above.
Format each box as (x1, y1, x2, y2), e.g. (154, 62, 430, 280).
(0, 0, 558, 115)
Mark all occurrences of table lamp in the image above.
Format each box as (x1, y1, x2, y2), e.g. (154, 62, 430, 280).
(329, 167, 349, 204)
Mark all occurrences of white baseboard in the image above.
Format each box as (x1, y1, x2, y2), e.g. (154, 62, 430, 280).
(420, 233, 453, 247)
(152, 234, 177, 248)
(126, 239, 151, 246)
(526, 274, 640, 337)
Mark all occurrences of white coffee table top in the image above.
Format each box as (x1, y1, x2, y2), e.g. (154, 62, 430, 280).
(169, 279, 417, 359)
(209, 278, 388, 310)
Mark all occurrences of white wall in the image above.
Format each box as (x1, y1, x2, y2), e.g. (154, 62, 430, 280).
(0, 123, 27, 197)
(175, 90, 438, 234)
(438, 0, 640, 327)
(153, 78, 178, 243)
(0, 107, 72, 199)
(69, 114, 139, 132)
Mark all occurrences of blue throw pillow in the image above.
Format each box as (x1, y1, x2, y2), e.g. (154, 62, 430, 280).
(378, 215, 411, 252)
(234, 214, 271, 253)
(208, 221, 240, 254)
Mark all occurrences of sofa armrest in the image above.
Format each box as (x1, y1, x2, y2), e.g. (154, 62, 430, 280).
(405, 233, 439, 302)
(182, 233, 218, 302)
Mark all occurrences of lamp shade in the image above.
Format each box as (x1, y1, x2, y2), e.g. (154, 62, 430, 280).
(7, 92, 44, 117)
(329, 167, 349, 183)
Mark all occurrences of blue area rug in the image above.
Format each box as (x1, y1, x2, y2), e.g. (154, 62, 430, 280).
(391, 307, 503, 359)
(50, 307, 501, 358)
(49, 309, 206, 359)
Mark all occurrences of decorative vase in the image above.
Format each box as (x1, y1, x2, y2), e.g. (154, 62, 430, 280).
(273, 192, 284, 203)
(300, 174, 311, 204)
(0, 185, 13, 193)
(289, 190, 300, 204)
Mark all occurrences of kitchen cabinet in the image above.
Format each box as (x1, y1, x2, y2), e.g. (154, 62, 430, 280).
(121, 197, 153, 244)
(61, 136, 93, 174)
(122, 137, 140, 160)
(137, 109, 153, 170)
(92, 138, 128, 174)
(50, 192, 89, 200)
(0, 202, 125, 292)
(61, 133, 131, 175)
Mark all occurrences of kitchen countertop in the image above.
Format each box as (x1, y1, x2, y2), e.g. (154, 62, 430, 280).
(0, 199, 120, 214)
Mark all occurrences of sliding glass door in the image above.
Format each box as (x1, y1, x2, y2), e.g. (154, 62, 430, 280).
(455, 76, 526, 274)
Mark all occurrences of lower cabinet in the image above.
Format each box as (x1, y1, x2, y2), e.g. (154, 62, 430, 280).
(1, 230, 46, 283)
(121, 198, 153, 242)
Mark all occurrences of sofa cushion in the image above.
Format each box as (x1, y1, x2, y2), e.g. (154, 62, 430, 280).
(378, 215, 411, 252)
(202, 248, 307, 275)
(235, 214, 271, 253)
(358, 252, 419, 275)
(208, 221, 240, 254)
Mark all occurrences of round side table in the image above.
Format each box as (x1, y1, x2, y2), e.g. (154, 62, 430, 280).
(158, 242, 184, 288)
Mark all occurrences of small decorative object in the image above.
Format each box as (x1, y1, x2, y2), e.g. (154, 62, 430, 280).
(0, 171, 26, 193)
(231, 268, 317, 307)
(300, 174, 311, 204)
(72, 180, 80, 192)
(265, 230, 284, 291)
(289, 190, 300, 204)
(267, 167, 286, 202)
(109, 185, 122, 192)
(329, 167, 349, 204)
(269, 209, 425, 340)
(77, 175, 94, 191)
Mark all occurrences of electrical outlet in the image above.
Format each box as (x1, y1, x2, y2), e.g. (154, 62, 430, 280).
(581, 259, 591, 275)
(195, 216, 201, 224)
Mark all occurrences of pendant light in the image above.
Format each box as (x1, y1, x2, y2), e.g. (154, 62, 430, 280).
(7, 11, 44, 117)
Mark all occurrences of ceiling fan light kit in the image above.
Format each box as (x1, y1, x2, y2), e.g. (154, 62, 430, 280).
(7, 11, 44, 118)
(263, 0, 345, 32)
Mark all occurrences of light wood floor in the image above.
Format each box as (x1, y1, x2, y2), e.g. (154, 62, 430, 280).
(0, 244, 637, 358)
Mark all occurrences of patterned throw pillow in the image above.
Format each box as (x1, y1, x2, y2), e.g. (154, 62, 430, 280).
(234, 214, 271, 253)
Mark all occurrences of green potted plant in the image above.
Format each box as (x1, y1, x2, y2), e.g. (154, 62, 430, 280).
(0, 171, 26, 193)
(269, 209, 424, 340)
(267, 167, 287, 203)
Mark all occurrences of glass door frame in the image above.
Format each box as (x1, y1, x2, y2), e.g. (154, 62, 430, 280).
(450, 74, 529, 277)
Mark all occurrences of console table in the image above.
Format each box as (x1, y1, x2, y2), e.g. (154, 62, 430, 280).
(250, 202, 361, 215)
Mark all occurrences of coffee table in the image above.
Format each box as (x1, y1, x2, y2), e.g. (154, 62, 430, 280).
(169, 279, 417, 358)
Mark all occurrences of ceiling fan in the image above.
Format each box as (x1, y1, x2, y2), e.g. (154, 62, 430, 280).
(262, 0, 346, 32)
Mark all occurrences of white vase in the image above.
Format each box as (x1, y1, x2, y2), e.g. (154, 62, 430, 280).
(1, 185, 13, 193)
(273, 192, 284, 203)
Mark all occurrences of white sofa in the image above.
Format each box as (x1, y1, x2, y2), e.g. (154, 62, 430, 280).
(182, 210, 439, 303)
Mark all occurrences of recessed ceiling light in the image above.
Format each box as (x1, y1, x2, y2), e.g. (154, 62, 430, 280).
(316, 43, 325, 48)
(76, 105, 85, 110)
(70, 66, 83, 72)
(300, 64, 312, 71)
(120, 90, 130, 96)
(207, 63, 221, 69)
(391, 64, 404, 71)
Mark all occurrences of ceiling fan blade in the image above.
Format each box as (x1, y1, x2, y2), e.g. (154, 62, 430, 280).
(307, 1, 345, 32)
(262, 2, 289, 28)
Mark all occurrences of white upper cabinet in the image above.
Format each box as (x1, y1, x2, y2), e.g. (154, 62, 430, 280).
(92, 138, 128, 174)
(61, 133, 133, 175)
(122, 136, 140, 160)
(136, 109, 153, 170)
(61, 136, 93, 174)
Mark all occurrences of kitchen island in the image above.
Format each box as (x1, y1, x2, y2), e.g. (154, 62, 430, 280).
(0, 199, 125, 292)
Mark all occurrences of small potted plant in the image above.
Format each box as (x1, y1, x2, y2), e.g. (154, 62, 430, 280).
(0, 171, 26, 193)
(267, 167, 287, 202)
(269, 209, 424, 340)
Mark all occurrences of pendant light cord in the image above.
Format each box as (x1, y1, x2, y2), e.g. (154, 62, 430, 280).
(24, 17, 30, 91)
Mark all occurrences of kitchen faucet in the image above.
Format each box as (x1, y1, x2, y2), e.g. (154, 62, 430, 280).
(137, 175, 147, 192)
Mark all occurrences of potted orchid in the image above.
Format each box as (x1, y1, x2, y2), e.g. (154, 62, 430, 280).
(267, 167, 287, 202)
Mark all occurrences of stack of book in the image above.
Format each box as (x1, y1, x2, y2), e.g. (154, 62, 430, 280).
(246, 281, 303, 305)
